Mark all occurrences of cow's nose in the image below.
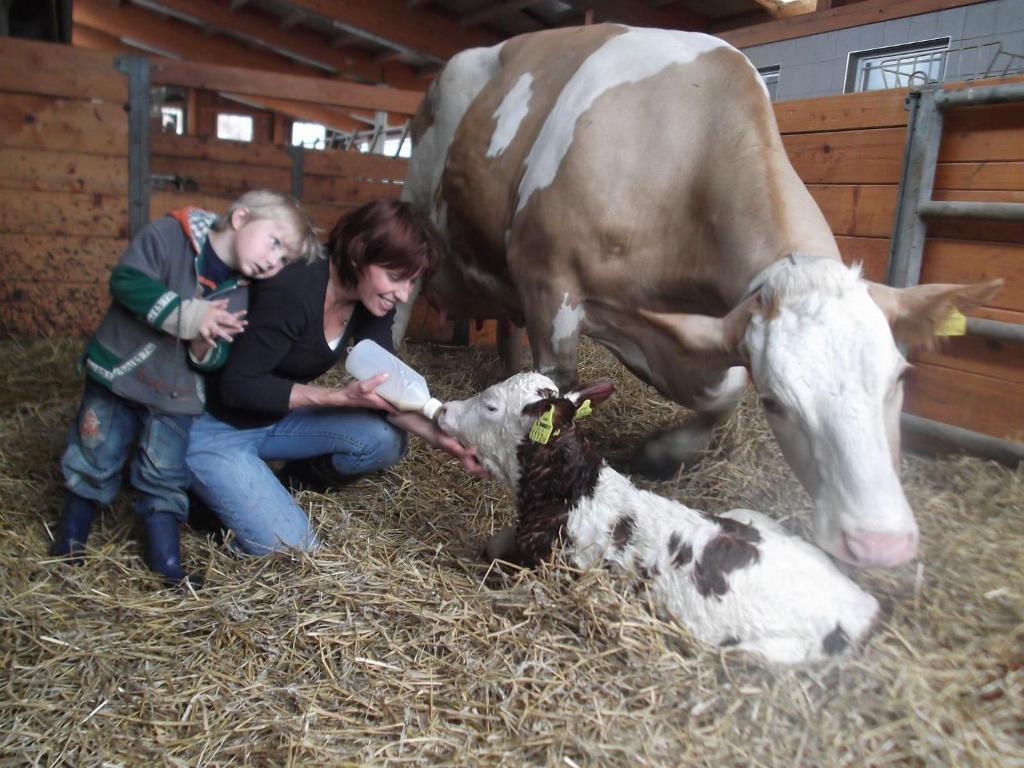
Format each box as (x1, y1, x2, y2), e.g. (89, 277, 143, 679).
(842, 530, 917, 568)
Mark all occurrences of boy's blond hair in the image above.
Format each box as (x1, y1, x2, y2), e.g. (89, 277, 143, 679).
(213, 189, 322, 264)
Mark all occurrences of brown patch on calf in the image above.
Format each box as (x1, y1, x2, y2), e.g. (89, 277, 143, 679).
(822, 623, 850, 656)
(612, 515, 635, 551)
(692, 521, 761, 599)
(514, 397, 602, 567)
(668, 532, 693, 568)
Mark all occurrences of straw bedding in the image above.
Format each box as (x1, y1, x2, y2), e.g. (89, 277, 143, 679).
(1, 337, 1020, 766)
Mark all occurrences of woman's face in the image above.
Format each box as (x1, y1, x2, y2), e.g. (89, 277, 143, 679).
(357, 264, 418, 316)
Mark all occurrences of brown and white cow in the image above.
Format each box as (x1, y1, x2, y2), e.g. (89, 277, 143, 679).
(398, 24, 1001, 568)
(438, 372, 881, 665)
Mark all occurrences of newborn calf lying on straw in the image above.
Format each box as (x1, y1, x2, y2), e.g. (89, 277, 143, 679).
(438, 373, 880, 665)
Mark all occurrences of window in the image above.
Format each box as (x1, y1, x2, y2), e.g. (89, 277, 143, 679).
(383, 136, 411, 158)
(846, 38, 950, 93)
(758, 65, 781, 101)
(216, 113, 253, 142)
(291, 121, 326, 149)
(160, 106, 184, 135)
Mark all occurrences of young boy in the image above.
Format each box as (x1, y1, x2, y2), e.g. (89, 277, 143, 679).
(52, 189, 321, 586)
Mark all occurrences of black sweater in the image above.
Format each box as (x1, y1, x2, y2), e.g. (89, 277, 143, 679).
(206, 257, 395, 429)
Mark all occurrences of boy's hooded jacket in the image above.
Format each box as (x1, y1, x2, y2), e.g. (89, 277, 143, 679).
(82, 208, 248, 415)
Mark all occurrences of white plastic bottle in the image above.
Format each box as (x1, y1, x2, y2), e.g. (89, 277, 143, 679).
(344, 339, 443, 420)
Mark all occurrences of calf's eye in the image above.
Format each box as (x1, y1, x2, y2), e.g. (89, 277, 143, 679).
(760, 396, 784, 417)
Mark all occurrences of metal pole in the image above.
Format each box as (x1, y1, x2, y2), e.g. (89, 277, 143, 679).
(935, 82, 1024, 108)
(966, 317, 1024, 345)
(902, 413, 1024, 466)
(285, 144, 304, 199)
(115, 55, 151, 239)
(918, 200, 1024, 221)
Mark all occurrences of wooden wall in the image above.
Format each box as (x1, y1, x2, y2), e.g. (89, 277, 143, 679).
(775, 78, 1023, 442)
(0, 36, 408, 339)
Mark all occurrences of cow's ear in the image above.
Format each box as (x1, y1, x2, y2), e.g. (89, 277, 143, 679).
(565, 379, 615, 410)
(638, 294, 758, 362)
(867, 279, 1002, 351)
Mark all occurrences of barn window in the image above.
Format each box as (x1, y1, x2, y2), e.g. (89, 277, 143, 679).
(216, 113, 254, 142)
(757, 65, 781, 101)
(292, 121, 326, 149)
(845, 38, 950, 93)
(159, 106, 184, 135)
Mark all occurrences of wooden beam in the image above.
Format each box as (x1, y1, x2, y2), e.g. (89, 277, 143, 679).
(0, 34, 126, 102)
(150, 59, 424, 114)
(568, 0, 708, 30)
(282, 0, 501, 62)
(133, 0, 423, 88)
(71, 22, 139, 57)
(221, 92, 365, 133)
(719, 0, 988, 49)
(460, 0, 540, 28)
(749, 0, 818, 19)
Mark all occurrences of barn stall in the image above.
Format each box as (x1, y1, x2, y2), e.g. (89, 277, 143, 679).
(2, 2, 1023, 765)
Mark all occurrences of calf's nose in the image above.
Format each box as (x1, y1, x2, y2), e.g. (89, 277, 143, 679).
(842, 530, 917, 568)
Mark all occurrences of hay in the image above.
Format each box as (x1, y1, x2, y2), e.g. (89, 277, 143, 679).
(1, 337, 1021, 766)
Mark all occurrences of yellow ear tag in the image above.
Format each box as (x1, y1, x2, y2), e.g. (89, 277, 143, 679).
(574, 399, 593, 419)
(529, 404, 557, 445)
(936, 307, 967, 336)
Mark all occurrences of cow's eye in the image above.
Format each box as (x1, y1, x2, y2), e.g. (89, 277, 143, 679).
(483, 402, 498, 413)
(760, 396, 784, 417)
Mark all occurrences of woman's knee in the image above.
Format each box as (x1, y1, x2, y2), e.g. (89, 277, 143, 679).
(353, 419, 407, 472)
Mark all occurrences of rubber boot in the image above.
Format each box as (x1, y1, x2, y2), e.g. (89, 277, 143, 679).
(51, 493, 98, 564)
(277, 455, 356, 493)
(143, 511, 202, 588)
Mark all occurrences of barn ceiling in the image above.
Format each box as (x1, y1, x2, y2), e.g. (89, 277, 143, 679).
(71, 0, 823, 91)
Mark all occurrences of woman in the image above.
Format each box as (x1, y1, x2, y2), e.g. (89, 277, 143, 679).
(186, 199, 482, 555)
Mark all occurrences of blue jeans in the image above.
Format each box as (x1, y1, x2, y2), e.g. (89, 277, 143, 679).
(61, 379, 194, 522)
(186, 407, 407, 555)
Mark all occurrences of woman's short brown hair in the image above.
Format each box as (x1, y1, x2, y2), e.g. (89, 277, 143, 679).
(326, 199, 444, 288)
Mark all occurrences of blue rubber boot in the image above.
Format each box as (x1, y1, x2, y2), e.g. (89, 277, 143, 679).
(51, 494, 98, 564)
(143, 511, 202, 588)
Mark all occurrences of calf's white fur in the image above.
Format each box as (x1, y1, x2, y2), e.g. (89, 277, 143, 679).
(439, 372, 880, 664)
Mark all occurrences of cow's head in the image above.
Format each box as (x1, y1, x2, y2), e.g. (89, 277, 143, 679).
(438, 372, 614, 491)
(643, 260, 1001, 568)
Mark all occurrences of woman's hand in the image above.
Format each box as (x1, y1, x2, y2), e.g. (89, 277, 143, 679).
(388, 412, 488, 477)
(334, 373, 399, 412)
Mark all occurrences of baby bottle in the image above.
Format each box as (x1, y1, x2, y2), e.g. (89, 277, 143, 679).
(344, 339, 443, 420)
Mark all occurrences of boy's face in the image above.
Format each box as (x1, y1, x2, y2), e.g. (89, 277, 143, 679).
(231, 208, 297, 279)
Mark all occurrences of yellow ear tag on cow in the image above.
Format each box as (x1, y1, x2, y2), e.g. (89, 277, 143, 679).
(936, 307, 967, 336)
(574, 399, 593, 419)
(529, 405, 557, 445)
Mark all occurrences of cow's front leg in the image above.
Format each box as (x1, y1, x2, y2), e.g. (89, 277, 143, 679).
(632, 366, 749, 478)
(520, 284, 583, 389)
(496, 320, 526, 379)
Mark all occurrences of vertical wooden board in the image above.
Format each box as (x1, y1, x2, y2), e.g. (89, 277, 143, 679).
(0, 190, 128, 238)
(0, 280, 108, 338)
(0, 148, 127, 194)
(0, 234, 123, 282)
(0, 94, 128, 156)
(904, 364, 1024, 440)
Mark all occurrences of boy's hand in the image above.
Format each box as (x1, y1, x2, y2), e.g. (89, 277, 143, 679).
(198, 299, 247, 343)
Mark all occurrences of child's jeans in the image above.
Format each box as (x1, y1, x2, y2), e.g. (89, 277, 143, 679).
(61, 379, 194, 522)
(186, 408, 407, 556)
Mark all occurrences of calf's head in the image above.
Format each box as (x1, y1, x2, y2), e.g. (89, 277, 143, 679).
(643, 260, 1001, 568)
(438, 372, 615, 490)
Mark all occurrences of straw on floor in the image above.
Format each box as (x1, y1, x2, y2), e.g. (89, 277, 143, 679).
(1, 338, 1020, 766)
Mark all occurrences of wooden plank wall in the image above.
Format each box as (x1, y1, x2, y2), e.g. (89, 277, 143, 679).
(775, 77, 1024, 442)
(0, 36, 409, 339)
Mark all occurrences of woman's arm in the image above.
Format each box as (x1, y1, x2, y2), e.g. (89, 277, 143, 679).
(289, 374, 397, 412)
(387, 412, 487, 476)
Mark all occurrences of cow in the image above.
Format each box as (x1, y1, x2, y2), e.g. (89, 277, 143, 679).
(437, 372, 881, 665)
(397, 24, 1002, 568)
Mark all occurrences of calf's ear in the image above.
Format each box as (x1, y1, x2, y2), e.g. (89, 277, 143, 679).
(867, 279, 1002, 351)
(638, 293, 758, 363)
(565, 379, 615, 409)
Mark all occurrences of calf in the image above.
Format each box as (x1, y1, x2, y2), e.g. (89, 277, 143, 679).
(439, 372, 880, 665)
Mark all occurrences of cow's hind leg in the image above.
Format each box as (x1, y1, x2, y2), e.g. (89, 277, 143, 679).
(519, 282, 584, 389)
(497, 320, 527, 379)
(631, 366, 749, 478)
